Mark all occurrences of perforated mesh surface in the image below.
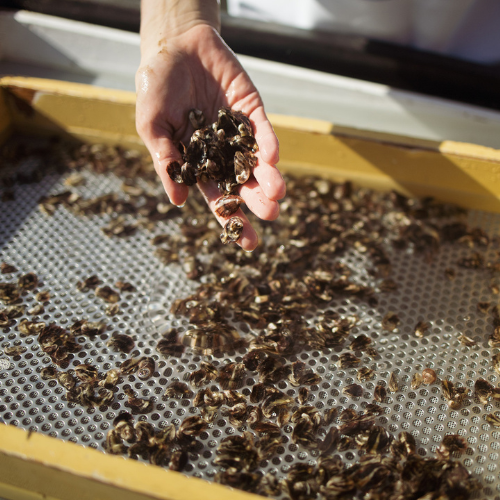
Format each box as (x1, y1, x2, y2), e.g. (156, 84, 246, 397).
(1, 150, 500, 498)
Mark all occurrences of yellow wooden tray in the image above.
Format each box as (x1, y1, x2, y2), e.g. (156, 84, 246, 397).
(1, 76, 500, 500)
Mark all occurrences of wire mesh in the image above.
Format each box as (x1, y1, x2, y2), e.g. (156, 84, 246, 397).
(0, 141, 500, 498)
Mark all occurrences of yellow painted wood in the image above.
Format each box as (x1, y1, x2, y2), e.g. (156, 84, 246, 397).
(270, 116, 500, 212)
(269, 113, 500, 162)
(0, 76, 136, 103)
(0, 425, 262, 500)
(0, 479, 60, 500)
(2, 76, 500, 212)
(0, 77, 138, 145)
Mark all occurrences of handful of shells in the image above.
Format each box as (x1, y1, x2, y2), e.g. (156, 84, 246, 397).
(166, 107, 258, 245)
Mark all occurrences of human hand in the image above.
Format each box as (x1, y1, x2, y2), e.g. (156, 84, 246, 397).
(136, 11, 285, 251)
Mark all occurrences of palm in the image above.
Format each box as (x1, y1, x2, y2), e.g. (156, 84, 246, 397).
(136, 25, 284, 251)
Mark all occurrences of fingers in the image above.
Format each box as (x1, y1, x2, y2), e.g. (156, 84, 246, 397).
(141, 127, 263, 250)
(197, 180, 259, 252)
(251, 107, 280, 165)
(247, 106, 286, 201)
(239, 178, 280, 221)
(141, 134, 189, 206)
(252, 154, 286, 202)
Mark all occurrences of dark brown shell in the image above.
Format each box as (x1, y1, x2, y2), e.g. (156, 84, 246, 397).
(422, 368, 437, 385)
(107, 333, 135, 353)
(188, 108, 205, 129)
(0, 283, 20, 304)
(388, 371, 399, 392)
(137, 357, 155, 380)
(234, 151, 251, 184)
(95, 285, 120, 303)
(0, 262, 17, 274)
(342, 383, 364, 398)
(220, 217, 244, 245)
(373, 385, 387, 402)
(166, 161, 183, 183)
(214, 195, 244, 217)
(181, 162, 197, 186)
(75, 363, 98, 383)
(18, 272, 38, 290)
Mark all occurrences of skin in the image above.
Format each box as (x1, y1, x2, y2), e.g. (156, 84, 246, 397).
(136, 0, 285, 251)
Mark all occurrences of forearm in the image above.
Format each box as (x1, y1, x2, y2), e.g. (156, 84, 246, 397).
(140, 0, 220, 54)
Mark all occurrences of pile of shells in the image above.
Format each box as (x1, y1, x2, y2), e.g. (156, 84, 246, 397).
(166, 107, 258, 245)
(166, 107, 257, 194)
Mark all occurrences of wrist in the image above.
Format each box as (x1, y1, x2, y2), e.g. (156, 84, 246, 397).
(140, 0, 220, 55)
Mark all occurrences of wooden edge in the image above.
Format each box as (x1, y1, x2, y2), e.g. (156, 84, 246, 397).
(268, 113, 500, 164)
(0, 424, 263, 500)
(1, 76, 500, 213)
(0, 77, 500, 212)
(0, 76, 136, 104)
(2, 76, 500, 163)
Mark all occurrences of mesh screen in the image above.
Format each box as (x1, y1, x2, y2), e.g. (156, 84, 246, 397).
(1, 140, 500, 499)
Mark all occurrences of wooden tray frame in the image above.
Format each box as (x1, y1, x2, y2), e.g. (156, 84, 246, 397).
(1, 75, 500, 500)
